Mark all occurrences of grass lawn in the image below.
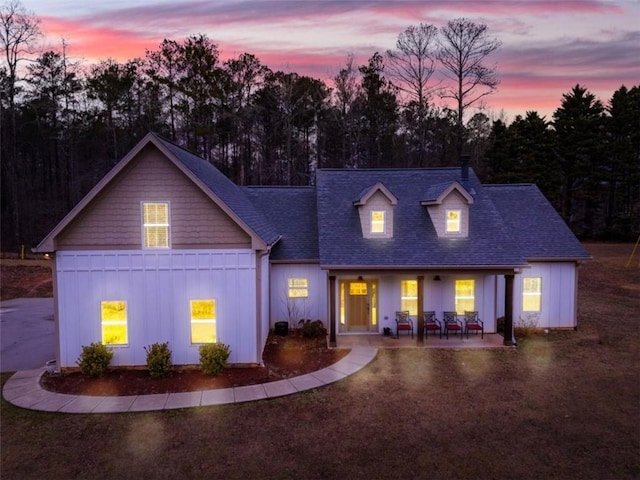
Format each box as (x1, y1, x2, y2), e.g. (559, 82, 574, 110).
(1, 243, 639, 479)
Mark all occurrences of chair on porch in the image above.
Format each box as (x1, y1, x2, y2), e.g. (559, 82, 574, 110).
(442, 311, 463, 339)
(395, 311, 413, 338)
(464, 311, 484, 339)
(422, 311, 442, 339)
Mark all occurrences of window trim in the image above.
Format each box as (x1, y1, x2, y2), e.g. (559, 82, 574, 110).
(190, 299, 217, 344)
(101, 300, 128, 346)
(141, 201, 171, 249)
(446, 209, 462, 234)
(288, 278, 309, 298)
(370, 210, 386, 234)
(522, 277, 542, 312)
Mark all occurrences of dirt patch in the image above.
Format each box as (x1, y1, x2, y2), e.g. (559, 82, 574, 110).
(40, 330, 349, 396)
(0, 258, 52, 301)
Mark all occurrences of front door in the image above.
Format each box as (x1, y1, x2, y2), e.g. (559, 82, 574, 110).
(340, 280, 378, 332)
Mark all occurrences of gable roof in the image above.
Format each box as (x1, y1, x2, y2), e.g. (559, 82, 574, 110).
(485, 184, 590, 261)
(353, 182, 398, 206)
(420, 181, 474, 205)
(316, 168, 527, 269)
(244, 186, 318, 261)
(35, 133, 279, 252)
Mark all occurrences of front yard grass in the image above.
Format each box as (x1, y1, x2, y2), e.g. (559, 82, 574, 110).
(1, 243, 639, 479)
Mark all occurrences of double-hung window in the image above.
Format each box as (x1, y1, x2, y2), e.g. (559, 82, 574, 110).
(400, 280, 418, 315)
(446, 209, 461, 233)
(142, 202, 170, 248)
(288, 278, 308, 298)
(455, 280, 475, 314)
(371, 211, 385, 234)
(523, 277, 542, 312)
(191, 299, 217, 343)
(101, 301, 128, 345)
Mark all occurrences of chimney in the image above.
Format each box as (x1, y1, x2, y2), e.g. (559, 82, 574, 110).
(460, 155, 469, 187)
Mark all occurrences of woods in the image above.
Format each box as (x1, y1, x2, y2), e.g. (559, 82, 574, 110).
(1, 1, 639, 250)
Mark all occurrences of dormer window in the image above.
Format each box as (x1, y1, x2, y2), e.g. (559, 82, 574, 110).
(446, 209, 461, 233)
(371, 211, 386, 234)
(354, 182, 397, 239)
(421, 182, 473, 238)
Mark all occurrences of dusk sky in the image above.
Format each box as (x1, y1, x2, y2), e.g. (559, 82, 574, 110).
(20, 0, 640, 121)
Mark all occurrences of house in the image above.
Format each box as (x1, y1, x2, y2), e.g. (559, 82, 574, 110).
(35, 133, 590, 368)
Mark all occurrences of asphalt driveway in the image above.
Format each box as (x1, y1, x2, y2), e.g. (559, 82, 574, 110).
(0, 298, 55, 373)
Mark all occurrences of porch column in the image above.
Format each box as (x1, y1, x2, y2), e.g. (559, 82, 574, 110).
(329, 275, 336, 347)
(416, 275, 424, 345)
(503, 273, 515, 346)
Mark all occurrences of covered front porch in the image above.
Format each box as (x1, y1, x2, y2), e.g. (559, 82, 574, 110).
(334, 332, 509, 349)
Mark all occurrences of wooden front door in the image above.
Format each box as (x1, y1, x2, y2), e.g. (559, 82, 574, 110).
(340, 280, 378, 332)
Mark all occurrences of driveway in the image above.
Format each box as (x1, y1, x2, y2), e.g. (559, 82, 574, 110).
(0, 298, 55, 373)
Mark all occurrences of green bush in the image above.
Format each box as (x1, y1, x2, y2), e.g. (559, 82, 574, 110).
(144, 342, 172, 378)
(76, 342, 113, 377)
(199, 343, 231, 376)
(299, 319, 326, 338)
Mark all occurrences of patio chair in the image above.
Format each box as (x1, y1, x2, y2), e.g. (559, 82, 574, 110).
(422, 311, 442, 339)
(395, 310, 413, 338)
(464, 311, 484, 339)
(443, 311, 463, 339)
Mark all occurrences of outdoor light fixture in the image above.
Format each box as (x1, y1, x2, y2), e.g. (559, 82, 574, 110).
(433, 275, 441, 281)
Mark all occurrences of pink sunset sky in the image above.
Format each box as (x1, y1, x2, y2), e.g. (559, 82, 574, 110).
(20, 0, 640, 122)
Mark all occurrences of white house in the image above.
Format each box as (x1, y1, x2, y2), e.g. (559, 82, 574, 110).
(35, 133, 590, 368)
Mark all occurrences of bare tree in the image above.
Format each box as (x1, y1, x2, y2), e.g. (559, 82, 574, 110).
(1, 0, 41, 248)
(387, 23, 438, 166)
(437, 18, 501, 155)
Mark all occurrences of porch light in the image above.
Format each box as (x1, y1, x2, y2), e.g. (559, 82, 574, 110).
(433, 275, 441, 281)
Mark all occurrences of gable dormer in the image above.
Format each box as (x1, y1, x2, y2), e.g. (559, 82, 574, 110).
(421, 181, 474, 238)
(353, 182, 398, 239)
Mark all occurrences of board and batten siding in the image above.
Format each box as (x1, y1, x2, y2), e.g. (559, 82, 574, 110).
(270, 264, 328, 326)
(55, 249, 259, 367)
(496, 262, 578, 329)
(56, 144, 251, 250)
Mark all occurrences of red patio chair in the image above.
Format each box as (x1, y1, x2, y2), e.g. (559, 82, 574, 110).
(464, 311, 484, 339)
(422, 311, 442, 339)
(395, 310, 413, 338)
(443, 311, 463, 339)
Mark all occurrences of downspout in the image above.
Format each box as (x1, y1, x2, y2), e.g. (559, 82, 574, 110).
(256, 237, 280, 365)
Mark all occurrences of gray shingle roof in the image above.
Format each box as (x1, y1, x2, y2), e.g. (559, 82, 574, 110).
(485, 184, 590, 260)
(153, 134, 280, 246)
(316, 168, 528, 268)
(244, 186, 318, 261)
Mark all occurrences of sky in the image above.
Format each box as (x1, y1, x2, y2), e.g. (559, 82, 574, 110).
(18, 0, 640, 121)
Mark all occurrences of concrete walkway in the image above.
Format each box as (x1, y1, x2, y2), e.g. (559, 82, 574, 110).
(2, 346, 378, 414)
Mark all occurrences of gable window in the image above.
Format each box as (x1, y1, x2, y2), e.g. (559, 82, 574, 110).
(101, 301, 127, 345)
(288, 278, 308, 298)
(191, 299, 216, 343)
(455, 279, 475, 314)
(401, 280, 418, 315)
(523, 277, 542, 312)
(142, 202, 170, 248)
(446, 209, 461, 233)
(371, 211, 385, 234)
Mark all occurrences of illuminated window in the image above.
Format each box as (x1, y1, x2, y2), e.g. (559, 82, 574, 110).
(455, 280, 475, 314)
(371, 211, 385, 233)
(523, 277, 542, 312)
(350, 282, 368, 295)
(288, 278, 308, 298)
(371, 282, 377, 326)
(191, 299, 216, 343)
(401, 280, 418, 315)
(340, 282, 346, 325)
(446, 210, 461, 233)
(101, 301, 127, 345)
(142, 202, 170, 248)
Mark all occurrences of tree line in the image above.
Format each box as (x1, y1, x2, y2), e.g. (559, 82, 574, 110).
(1, 1, 638, 251)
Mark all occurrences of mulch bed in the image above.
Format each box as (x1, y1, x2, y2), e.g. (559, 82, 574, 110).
(40, 330, 349, 396)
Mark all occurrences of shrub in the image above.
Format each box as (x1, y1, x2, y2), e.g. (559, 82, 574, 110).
(76, 342, 113, 377)
(144, 342, 172, 378)
(199, 343, 231, 376)
(299, 319, 326, 338)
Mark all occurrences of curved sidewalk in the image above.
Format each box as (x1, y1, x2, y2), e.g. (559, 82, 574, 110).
(2, 346, 377, 414)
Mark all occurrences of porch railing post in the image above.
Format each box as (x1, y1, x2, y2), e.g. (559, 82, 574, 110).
(503, 273, 515, 346)
(417, 275, 424, 345)
(329, 275, 336, 347)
